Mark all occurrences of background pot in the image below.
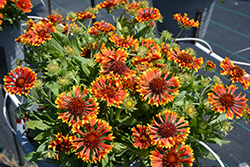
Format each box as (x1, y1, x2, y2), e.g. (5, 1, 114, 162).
(16, 122, 60, 167)
(152, 0, 215, 38)
(16, 122, 142, 167)
(0, 23, 24, 72)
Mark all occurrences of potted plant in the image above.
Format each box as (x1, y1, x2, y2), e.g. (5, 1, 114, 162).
(3, 0, 250, 166)
(0, 0, 33, 71)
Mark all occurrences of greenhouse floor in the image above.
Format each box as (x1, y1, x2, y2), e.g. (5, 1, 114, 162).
(0, 0, 250, 166)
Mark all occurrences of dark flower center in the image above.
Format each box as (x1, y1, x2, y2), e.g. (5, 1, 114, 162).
(101, 86, 115, 98)
(16, 78, 26, 88)
(149, 77, 167, 94)
(230, 66, 244, 78)
(108, 60, 127, 75)
(158, 122, 177, 138)
(141, 134, 149, 142)
(68, 97, 86, 116)
(84, 132, 101, 148)
(142, 13, 151, 19)
(219, 93, 235, 108)
(177, 52, 193, 64)
(39, 30, 46, 37)
(162, 152, 180, 167)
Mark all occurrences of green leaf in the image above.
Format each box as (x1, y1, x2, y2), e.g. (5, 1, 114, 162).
(118, 114, 137, 126)
(34, 131, 51, 143)
(50, 38, 65, 54)
(24, 151, 43, 162)
(81, 64, 90, 77)
(26, 120, 51, 131)
(61, 155, 80, 167)
(122, 155, 129, 167)
(190, 118, 197, 128)
(101, 154, 109, 167)
(208, 138, 230, 146)
(71, 36, 81, 56)
(36, 141, 47, 152)
(45, 81, 60, 97)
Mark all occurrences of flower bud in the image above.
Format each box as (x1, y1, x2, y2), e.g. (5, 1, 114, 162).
(58, 78, 69, 86)
(65, 45, 75, 55)
(178, 72, 192, 84)
(113, 142, 127, 153)
(138, 0, 149, 8)
(34, 79, 43, 90)
(205, 60, 216, 72)
(185, 104, 197, 118)
(213, 75, 223, 84)
(15, 58, 23, 66)
(47, 61, 60, 74)
(200, 77, 210, 87)
(220, 121, 232, 134)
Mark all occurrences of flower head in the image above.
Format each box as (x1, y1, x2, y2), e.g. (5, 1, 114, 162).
(88, 20, 115, 35)
(4, 66, 37, 96)
(109, 32, 139, 49)
(220, 57, 250, 89)
(48, 133, 72, 160)
(174, 13, 199, 29)
(0, 13, 3, 25)
(135, 7, 162, 23)
(208, 84, 248, 119)
(96, 0, 118, 12)
(16, 0, 32, 13)
(71, 118, 113, 163)
(150, 143, 194, 167)
(148, 110, 190, 148)
(90, 73, 127, 107)
(168, 48, 203, 72)
(76, 10, 96, 21)
(55, 86, 99, 127)
(137, 68, 180, 106)
(94, 47, 128, 64)
(131, 124, 151, 149)
(133, 38, 162, 65)
(47, 14, 64, 24)
(0, 0, 6, 9)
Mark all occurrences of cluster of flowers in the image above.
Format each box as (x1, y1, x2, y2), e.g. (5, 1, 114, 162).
(3, 0, 250, 166)
(0, 0, 32, 30)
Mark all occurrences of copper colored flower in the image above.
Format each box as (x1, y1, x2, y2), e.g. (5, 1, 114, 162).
(0, 0, 6, 9)
(47, 14, 64, 24)
(133, 38, 162, 65)
(76, 10, 96, 21)
(174, 13, 199, 28)
(109, 32, 139, 49)
(16, 0, 32, 13)
(131, 124, 151, 149)
(220, 57, 250, 89)
(150, 143, 194, 167)
(94, 47, 128, 64)
(4, 66, 37, 96)
(208, 84, 247, 119)
(135, 7, 162, 23)
(88, 20, 116, 35)
(96, 0, 118, 11)
(48, 133, 72, 160)
(137, 68, 180, 106)
(71, 118, 113, 163)
(55, 86, 98, 127)
(167, 48, 203, 72)
(148, 110, 190, 148)
(90, 73, 127, 107)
